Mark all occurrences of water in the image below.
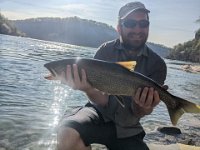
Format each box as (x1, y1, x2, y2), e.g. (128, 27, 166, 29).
(0, 34, 200, 149)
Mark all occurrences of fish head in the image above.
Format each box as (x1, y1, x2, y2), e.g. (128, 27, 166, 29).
(44, 64, 63, 80)
(44, 58, 77, 80)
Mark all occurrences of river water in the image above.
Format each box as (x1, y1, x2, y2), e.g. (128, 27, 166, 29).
(0, 34, 199, 150)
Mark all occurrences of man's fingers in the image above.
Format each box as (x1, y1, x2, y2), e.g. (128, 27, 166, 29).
(152, 90, 160, 107)
(66, 65, 74, 87)
(134, 88, 142, 104)
(73, 64, 81, 85)
(60, 64, 92, 92)
(66, 65, 72, 80)
(144, 87, 154, 107)
(81, 69, 87, 84)
(134, 87, 160, 108)
(139, 87, 148, 106)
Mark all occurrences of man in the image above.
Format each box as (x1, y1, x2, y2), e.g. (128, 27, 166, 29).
(57, 1, 167, 150)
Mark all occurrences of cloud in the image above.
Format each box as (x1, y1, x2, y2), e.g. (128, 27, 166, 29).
(2, 10, 59, 20)
(55, 3, 89, 16)
(1, 10, 33, 20)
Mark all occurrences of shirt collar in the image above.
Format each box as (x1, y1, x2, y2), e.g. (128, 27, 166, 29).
(114, 39, 148, 57)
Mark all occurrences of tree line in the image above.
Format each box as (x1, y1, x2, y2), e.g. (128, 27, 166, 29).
(0, 12, 24, 36)
(167, 17, 200, 63)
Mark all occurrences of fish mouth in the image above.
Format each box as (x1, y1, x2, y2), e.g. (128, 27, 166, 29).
(44, 73, 54, 80)
(44, 66, 57, 80)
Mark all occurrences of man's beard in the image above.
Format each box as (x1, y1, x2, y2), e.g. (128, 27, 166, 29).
(121, 32, 148, 50)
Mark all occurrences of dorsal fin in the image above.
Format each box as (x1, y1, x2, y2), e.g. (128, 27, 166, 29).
(116, 61, 137, 71)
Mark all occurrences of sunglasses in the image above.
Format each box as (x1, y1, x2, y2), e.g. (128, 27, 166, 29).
(121, 20, 150, 28)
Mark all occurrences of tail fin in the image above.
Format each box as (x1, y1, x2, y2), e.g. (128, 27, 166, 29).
(166, 95, 200, 125)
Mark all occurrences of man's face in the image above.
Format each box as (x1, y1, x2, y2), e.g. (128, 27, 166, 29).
(118, 11, 149, 49)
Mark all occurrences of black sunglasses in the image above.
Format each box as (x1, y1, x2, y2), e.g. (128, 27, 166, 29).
(121, 20, 150, 28)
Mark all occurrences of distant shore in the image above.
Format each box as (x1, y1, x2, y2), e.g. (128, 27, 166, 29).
(181, 64, 200, 73)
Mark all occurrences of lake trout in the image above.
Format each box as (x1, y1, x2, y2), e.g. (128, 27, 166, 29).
(44, 58, 200, 125)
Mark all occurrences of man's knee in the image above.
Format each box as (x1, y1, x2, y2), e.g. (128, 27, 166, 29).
(57, 126, 79, 143)
(57, 126, 90, 150)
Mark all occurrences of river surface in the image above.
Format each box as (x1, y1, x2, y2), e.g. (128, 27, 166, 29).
(0, 34, 199, 150)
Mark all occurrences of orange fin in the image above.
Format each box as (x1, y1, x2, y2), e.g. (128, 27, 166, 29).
(116, 61, 137, 71)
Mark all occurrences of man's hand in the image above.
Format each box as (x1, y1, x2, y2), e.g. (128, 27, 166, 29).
(61, 64, 109, 106)
(61, 64, 93, 93)
(132, 85, 168, 117)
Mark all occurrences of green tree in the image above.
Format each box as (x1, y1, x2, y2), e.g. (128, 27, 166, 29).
(0, 12, 24, 36)
(167, 17, 200, 62)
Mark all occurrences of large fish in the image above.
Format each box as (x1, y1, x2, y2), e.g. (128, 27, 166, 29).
(44, 58, 200, 125)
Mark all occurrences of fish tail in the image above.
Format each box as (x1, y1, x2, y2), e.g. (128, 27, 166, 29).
(166, 95, 200, 126)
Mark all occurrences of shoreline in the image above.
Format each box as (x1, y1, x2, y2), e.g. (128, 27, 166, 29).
(181, 64, 200, 73)
(91, 143, 200, 150)
(91, 124, 200, 150)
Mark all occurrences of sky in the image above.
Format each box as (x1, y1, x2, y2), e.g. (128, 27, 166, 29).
(1, 0, 200, 48)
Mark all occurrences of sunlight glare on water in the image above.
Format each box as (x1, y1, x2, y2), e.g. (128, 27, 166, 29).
(50, 85, 69, 127)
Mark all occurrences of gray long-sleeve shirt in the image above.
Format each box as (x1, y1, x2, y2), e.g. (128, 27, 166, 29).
(92, 39, 167, 138)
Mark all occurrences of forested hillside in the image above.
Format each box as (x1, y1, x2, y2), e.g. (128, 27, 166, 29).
(0, 13, 24, 36)
(167, 28, 200, 62)
(13, 17, 118, 48)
